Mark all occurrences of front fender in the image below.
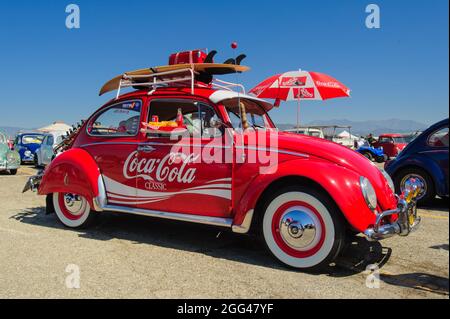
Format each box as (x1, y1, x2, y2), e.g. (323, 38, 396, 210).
(234, 158, 381, 232)
(38, 148, 103, 210)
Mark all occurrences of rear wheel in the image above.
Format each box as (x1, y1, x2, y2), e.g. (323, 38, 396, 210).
(260, 186, 345, 271)
(34, 154, 39, 168)
(9, 169, 17, 175)
(362, 151, 373, 161)
(53, 193, 96, 228)
(394, 167, 435, 203)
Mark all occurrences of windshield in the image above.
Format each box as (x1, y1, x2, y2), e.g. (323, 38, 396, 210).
(393, 137, 407, 143)
(225, 101, 272, 129)
(21, 134, 44, 145)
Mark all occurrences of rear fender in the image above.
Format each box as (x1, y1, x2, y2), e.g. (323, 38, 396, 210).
(234, 158, 378, 232)
(38, 148, 106, 211)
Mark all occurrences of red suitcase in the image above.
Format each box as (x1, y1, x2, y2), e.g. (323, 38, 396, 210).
(169, 50, 208, 65)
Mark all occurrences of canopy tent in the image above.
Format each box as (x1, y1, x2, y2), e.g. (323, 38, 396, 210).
(337, 130, 358, 140)
(37, 121, 71, 133)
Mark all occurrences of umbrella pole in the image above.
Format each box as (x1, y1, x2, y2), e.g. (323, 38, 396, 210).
(296, 97, 300, 131)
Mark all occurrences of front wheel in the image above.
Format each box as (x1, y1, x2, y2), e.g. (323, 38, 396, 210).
(261, 186, 345, 271)
(9, 169, 18, 175)
(53, 193, 96, 228)
(394, 168, 435, 203)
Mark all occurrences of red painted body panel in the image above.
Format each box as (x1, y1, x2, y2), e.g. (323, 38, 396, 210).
(38, 148, 100, 208)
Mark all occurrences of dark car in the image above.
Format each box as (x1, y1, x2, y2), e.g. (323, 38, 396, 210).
(14, 132, 45, 164)
(385, 119, 449, 203)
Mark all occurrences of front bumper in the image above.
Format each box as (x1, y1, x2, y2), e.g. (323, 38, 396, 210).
(364, 180, 422, 241)
(0, 162, 20, 171)
(22, 171, 44, 193)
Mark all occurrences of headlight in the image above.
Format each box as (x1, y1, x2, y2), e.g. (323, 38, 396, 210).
(360, 176, 377, 210)
(24, 150, 31, 157)
(6, 152, 18, 163)
(380, 168, 395, 193)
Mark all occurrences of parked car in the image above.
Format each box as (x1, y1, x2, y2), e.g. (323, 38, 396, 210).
(0, 132, 20, 175)
(372, 134, 408, 159)
(23, 49, 422, 271)
(34, 132, 65, 167)
(385, 119, 449, 203)
(14, 132, 45, 164)
(284, 127, 325, 139)
(356, 143, 388, 163)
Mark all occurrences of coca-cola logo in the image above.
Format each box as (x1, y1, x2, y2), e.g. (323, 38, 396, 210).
(123, 151, 199, 184)
(315, 81, 342, 89)
(280, 76, 306, 87)
(294, 88, 315, 98)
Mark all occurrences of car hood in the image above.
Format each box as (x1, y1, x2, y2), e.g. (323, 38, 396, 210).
(275, 132, 374, 171)
(20, 143, 41, 152)
(247, 130, 396, 208)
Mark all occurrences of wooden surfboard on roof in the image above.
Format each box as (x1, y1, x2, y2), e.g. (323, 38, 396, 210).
(99, 63, 250, 96)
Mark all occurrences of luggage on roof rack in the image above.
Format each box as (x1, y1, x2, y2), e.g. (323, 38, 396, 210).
(169, 50, 208, 65)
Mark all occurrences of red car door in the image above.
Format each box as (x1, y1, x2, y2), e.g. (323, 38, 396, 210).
(134, 98, 233, 218)
(82, 99, 144, 208)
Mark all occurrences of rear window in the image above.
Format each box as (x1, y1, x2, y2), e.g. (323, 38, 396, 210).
(21, 135, 44, 145)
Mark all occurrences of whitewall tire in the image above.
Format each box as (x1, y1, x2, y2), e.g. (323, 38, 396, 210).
(261, 187, 345, 271)
(53, 193, 95, 228)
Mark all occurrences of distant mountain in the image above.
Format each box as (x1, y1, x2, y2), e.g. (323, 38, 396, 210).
(0, 126, 27, 138)
(275, 119, 428, 136)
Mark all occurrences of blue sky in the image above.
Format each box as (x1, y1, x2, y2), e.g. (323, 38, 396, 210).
(0, 0, 448, 128)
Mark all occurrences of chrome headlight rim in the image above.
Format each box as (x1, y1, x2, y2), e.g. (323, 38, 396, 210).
(360, 176, 378, 210)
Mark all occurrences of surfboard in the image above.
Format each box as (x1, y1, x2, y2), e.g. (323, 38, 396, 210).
(99, 63, 250, 96)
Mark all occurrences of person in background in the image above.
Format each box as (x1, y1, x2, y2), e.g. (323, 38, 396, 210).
(366, 133, 376, 146)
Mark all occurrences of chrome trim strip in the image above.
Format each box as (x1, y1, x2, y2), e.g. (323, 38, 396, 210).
(232, 209, 254, 234)
(79, 142, 308, 158)
(235, 146, 309, 158)
(103, 204, 233, 228)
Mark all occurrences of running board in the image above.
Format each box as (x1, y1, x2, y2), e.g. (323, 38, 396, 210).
(103, 205, 233, 228)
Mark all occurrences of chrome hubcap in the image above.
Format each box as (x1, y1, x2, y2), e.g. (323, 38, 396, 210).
(63, 194, 84, 216)
(279, 208, 320, 250)
(401, 174, 427, 200)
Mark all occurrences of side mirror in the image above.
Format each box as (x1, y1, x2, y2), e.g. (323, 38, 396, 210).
(209, 118, 224, 129)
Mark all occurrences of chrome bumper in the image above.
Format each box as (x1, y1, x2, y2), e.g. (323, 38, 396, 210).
(22, 171, 44, 193)
(364, 180, 422, 241)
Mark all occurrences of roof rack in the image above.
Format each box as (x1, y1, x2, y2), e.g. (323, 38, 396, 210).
(115, 68, 196, 99)
(211, 79, 246, 94)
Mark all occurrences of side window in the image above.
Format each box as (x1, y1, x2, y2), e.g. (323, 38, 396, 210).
(147, 100, 222, 137)
(47, 136, 54, 146)
(428, 127, 449, 148)
(198, 104, 222, 138)
(88, 100, 142, 136)
(379, 137, 390, 143)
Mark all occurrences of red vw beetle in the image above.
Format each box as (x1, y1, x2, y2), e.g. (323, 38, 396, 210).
(24, 50, 422, 270)
(372, 134, 408, 159)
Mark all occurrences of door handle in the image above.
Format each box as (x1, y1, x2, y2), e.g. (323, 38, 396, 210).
(137, 145, 156, 153)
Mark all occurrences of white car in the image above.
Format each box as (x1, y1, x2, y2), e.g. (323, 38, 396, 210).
(34, 132, 65, 167)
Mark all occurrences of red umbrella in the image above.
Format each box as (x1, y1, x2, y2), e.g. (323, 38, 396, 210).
(249, 70, 350, 128)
